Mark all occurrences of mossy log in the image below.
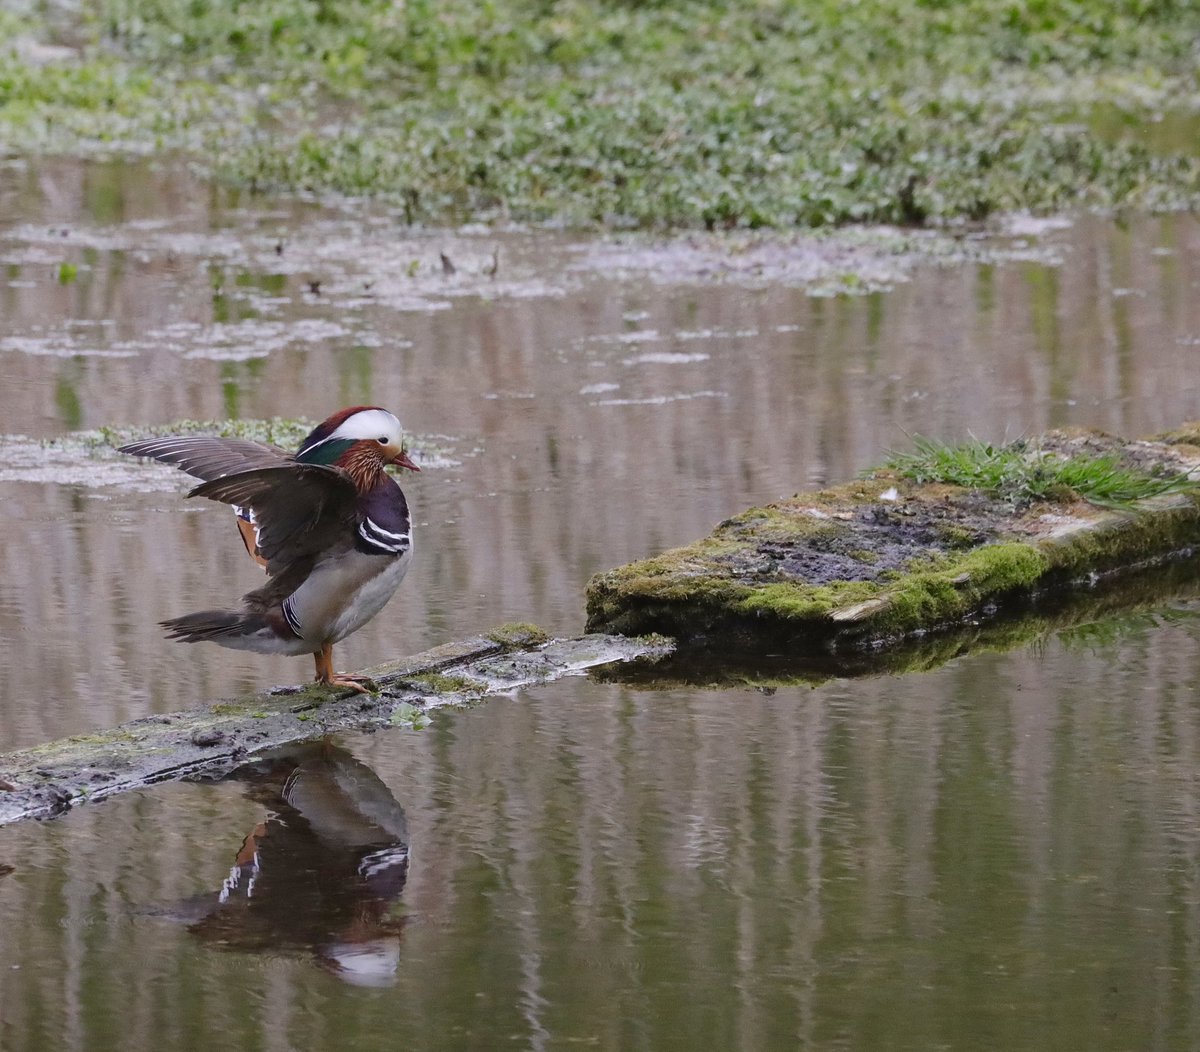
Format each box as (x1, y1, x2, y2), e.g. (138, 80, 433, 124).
(586, 426, 1200, 649)
(0, 626, 672, 827)
(598, 553, 1200, 690)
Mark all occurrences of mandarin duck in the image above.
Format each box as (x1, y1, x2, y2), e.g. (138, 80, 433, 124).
(120, 406, 419, 693)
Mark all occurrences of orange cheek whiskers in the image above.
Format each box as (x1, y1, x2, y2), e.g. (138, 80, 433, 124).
(338, 442, 387, 491)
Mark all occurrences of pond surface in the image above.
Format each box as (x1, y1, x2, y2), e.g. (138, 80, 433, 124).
(2, 159, 1200, 1049)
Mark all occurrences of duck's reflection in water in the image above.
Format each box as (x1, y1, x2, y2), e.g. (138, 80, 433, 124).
(182, 740, 410, 986)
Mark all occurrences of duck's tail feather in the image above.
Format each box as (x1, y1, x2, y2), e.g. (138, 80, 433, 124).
(160, 609, 269, 643)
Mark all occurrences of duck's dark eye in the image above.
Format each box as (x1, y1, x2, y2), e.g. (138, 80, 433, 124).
(377, 436, 388, 444)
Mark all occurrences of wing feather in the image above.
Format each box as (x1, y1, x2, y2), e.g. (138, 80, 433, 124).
(188, 465, 358, 576)
(121, 435, 361, 582)
(118, 436, 292, 483)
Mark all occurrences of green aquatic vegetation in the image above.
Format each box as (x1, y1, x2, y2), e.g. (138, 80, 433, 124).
(389, 702, 432, 729)
(4, 0, 1200, 226)
(79, 417, 449, 461)
(883, 435, 1200, 509)
(87, 416, 319, 450)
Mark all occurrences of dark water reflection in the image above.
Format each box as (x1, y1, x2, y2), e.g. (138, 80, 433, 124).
(4, 159, 1200, 1048)
(177, 743, 410, 987)
(3, 612, 1200, 1048)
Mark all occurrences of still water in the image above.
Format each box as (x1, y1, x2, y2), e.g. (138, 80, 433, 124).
(2, 159, 1200, 1049)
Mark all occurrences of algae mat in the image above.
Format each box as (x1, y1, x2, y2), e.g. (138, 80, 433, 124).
(586, 426, 1200, 649)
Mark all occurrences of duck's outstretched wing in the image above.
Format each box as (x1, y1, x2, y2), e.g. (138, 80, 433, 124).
(118, 436, 292, 483)
(188, 465, 359, 578)
(121, 437, 360, 578)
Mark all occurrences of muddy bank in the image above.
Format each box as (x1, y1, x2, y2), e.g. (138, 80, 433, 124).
(0, 627, 671, 826)
(586, 426, 1200, 649)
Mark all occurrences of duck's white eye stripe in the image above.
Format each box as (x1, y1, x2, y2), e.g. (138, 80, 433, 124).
(329, 408, 403, 442)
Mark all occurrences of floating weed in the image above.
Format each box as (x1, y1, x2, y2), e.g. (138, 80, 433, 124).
(883, 435, 1200, 509)
(85, 418, 455, 465)
(0, 420, 456, 488)
(86, 416, 319, 450)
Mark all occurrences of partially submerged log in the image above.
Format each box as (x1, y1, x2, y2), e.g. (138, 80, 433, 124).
(586, 426, 1200, 648)
(0, 626, 671, 827)
(597, 552, 1200, 689)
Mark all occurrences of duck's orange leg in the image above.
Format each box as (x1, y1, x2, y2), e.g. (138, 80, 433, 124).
(313, 644, 378, 694)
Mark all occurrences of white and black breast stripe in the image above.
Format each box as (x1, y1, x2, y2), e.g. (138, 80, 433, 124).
(282, 596, 303, 636)
(357, 517, 411, 555)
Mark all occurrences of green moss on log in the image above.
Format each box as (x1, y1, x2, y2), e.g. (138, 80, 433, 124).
(585, 428, 1200, 649)
(485, 622, 551, 648)
(403, 672, 486, 696)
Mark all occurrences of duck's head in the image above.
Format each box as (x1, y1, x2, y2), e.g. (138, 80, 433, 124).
(297, 406, 420, 484)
